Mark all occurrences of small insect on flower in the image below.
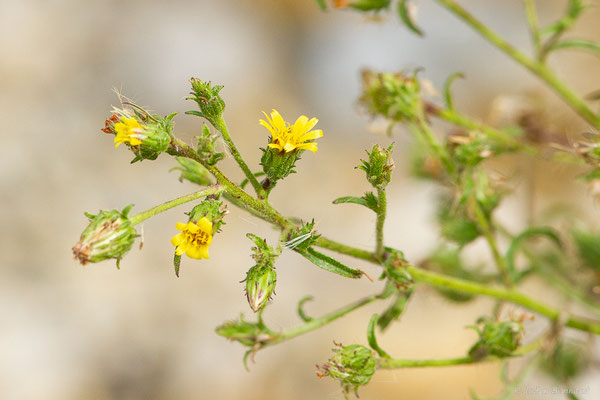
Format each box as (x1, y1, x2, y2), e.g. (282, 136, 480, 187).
(260, 109, 323, 153)
(170, 216, 213, 259)
(113, 116, 145, 148)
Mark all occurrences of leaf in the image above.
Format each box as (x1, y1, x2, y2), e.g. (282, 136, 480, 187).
(540, 0, 585, 36)
(240, 172, 266, 189)
(367, 314, 391, 358)
(294, 247, 364, 278)
(315, 0, 327, 10)
(377, 289, 413, 331)
(443, 72, 464, 111)
(349, 0, 391, 12)
(174, 253, 181, 277)
(505, 227, 562, 282)
(397, 0, 424, 37)
(549, 38, 600, 57)
(332, 192, 379, 212)
(297, 296, 314, 322)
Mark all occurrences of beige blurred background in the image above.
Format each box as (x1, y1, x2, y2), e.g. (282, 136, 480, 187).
(1, 0, 599, 399)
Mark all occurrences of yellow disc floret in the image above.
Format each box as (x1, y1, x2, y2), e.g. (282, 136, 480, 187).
(260, 109, 323, 153)
(114, 117, 144, 148)
(170, 217, 213, 259)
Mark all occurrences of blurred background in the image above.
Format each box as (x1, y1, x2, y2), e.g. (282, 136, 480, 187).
(1, 0, 599, 399)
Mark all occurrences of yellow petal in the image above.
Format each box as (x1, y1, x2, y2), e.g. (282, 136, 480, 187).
(297, 142, 318, 153)
(283, 142, 296, 152)
(174, 245, 185, 256)
(291, 115, 309, 138)
(196, 217, 213, 234)
(270, 109, 286, 130)
(268, 143, 283, 152)
(299, 129, 323, 142)
(304, 117, 319, 132)
(259, 119, 275, 136)
(170, 233, 185, 246)
(176, 222, 187, 231)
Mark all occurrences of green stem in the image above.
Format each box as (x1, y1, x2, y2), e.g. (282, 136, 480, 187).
(129, 185, 224, 225)
(469, 195, 512, 287)
(263, 294, 381, 347)
(213, 117, 265, 198)
(310, 239, 600, 335)
(412, 116, 456, 175)
(379, 336, 542, 369)
(434, 0, 600, 130)
(375, 188, 387, 259)
(405, 265, 600, 335)
(523, 0, 541, 57)
(169, 138, 289, 229)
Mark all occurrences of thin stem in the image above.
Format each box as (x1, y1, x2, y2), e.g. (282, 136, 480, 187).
(375, 188, 387, 259)
(434, 0, 600, 130)
(523, 0, 541, 57)
(405, 265, 600, 335)
(130, 185, 224, 225)
(412, 116, 456, 175)
(469, 195, 512, 287)
(213, 117, 265, 198)
(379, 336, 542, 369)
(169, 138, 290, 229)
(310, 239, 600, 335)
(263, 294, 381, 347)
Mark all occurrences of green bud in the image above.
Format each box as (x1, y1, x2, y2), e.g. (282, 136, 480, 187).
(316, 343, 376, 397)
(260, 146, 300, 185)
(542, 339, 590, 382)
(382, 249, 412, 289)
(358, 144, 394, 189)
(215, 314, 272, 348)
(243, 234, 279, 312)
(282, 220, 320, 252)
(72, 205, 137, 267)
(196, 124, 225, 165)
(244, 264, 277, 313)
(170, 157, 215, 186)
(468, 317, 523, 360)
(360, 70, 422, 122)
(186, 78, 226, 125)
(188, 198, 226, 232)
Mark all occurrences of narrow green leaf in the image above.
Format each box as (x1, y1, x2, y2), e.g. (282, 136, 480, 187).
(349, 0, 391, 12)
(549, 38, 600, 57)
(505, 227, 562, 281)
(295, 247, 364, 278)
(367, 314, 391, 358)
(377, 289, 413, 331)
(184, 110, 205, 118)
(443, 72, 464, 111)
(297, 296, 314, 322)
(333, 193, 378, 212)
(240, 172, 266, 190)
(174, 254, 181, 277)
(540, 0, 585, 36)
(397, 0, 424, 36)
(315, 0, 327, 10)
(586, 89, 600, 101)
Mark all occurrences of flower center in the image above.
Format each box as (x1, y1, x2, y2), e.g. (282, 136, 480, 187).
(188, 230, 210, 246)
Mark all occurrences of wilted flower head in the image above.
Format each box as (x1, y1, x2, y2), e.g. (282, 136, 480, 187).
(316, 343, 376, 397)
(72, 205, 137, 267)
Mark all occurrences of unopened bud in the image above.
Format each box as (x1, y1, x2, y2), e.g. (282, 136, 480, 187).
(358, 144, 394, 189)
(72, 205, 137, 267)
(468, 317, 523, 360)
(187, 78, 226, 126)
(360, 70, 421, 121)
(316, 343, 376, 397)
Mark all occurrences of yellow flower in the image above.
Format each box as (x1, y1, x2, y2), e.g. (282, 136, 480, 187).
(259, 109, 323, 153)
(114, 117, 144, 148)
(170, 217, 213, 259)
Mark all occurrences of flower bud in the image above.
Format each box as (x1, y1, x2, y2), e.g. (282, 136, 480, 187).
(243, 234, 279, 312)
(72, 205, 137, 267)
(244, 264, 277, 313)
(196, 124, 225, 165)
(468, 317, 523, 360)
(360, 70, 422, 122)
(187, 78, 226, 126)
(170, 157, 215, 186)
(542, 339, 590, 382)
(188, 198, 227, 232)
(215, 315, 272, 348)
(358, 144, 394, 189)
(316, 343, 376, 397)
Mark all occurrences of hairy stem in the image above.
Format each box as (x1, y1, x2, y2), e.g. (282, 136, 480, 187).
(130, 185, 224, 225)
(213, 117, 265, 198)
(469, 195, 512, 287)
(434, 0, 600, 130)
(375, 188, 387, 259)
(264, 294, 381, 347)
